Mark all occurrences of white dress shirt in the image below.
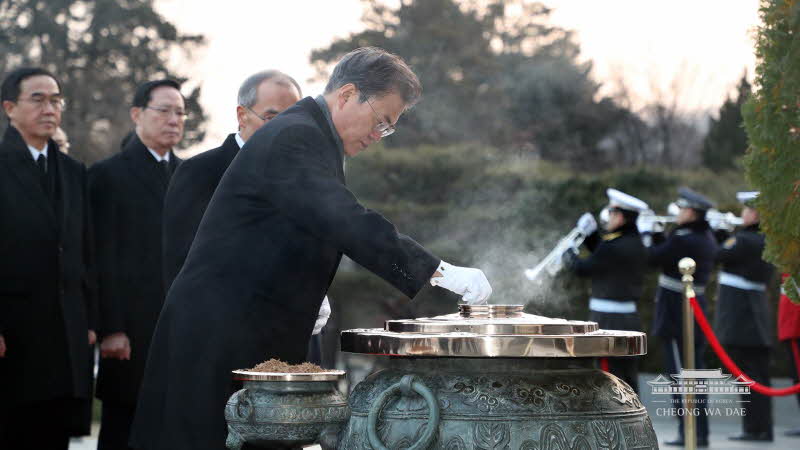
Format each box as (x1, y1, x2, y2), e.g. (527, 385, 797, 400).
(28, 143, 49, 162)
(234, 132, 245, 149)
(147, 148, 171, 162)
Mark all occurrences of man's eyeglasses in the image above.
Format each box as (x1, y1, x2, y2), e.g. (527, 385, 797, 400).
(366, 99, 395, 138)
(244, 105, 277, 122)
(145, 106, 188, 119)
(19, 94, 66, 111)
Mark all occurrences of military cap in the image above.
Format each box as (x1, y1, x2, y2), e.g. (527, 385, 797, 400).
(606, 188, 649, 213)
(736, 191, 759, 206)
(675, 187, 714, 211)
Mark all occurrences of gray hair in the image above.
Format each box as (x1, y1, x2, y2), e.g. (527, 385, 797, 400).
(324, 47, 422, 107)
(237, 70, 302, 108)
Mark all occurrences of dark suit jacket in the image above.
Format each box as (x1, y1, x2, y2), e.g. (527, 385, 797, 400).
(88, 133, 181, 405)
(162, 133, 239, 289)
(0, 125, 96, 406)
(130, 97, 440, 450)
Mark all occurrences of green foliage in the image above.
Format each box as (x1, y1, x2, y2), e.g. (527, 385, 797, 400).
(0, 0, 206, 163)
(702, 73, 751, 169)
(742, 0, 800, 302)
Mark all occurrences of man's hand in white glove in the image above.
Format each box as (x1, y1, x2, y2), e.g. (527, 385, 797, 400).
(312, 296, 331, 335)
(576, 212, 597, 236)
(430, 261, 492, 305)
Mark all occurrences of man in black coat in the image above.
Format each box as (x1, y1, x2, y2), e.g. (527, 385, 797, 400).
(160, 71, 334, 364)
(89, 79, 184, 450)
(564, 188, 649, 393)
(130, 47, 492, 450)
(0, 67, 96, 450)
(645, 187, 719, 447)
(162, 70, 301, 290)
(713, 191, 775, 442)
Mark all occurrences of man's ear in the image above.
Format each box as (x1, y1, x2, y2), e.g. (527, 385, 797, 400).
(2, 100, 16, 121)
(235, 105, 246, 131)
(130, 106, 141, 124)
(336, 83, 357, 110)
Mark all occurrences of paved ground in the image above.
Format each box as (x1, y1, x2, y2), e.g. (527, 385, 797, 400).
(69, 373, 800, 449)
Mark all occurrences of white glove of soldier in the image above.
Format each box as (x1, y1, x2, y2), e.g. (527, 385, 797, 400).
(430, 261, 492, 305)
(636, 216, 664, 234)
(576, 212, 597, 236)
(312, 296, 331, 335)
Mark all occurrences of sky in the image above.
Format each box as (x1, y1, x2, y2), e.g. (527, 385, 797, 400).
(156, 0, 761, 155)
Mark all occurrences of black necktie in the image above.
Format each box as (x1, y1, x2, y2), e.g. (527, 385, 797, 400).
(159, 160, 170, 181)
(37, 153, 47, 175)
(36, 153, 51, 195)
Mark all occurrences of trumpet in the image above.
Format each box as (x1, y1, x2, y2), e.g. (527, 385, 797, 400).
(524, 227, 586, 283)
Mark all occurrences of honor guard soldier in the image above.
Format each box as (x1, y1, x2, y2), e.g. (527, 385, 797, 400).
(564, 189, 649, 393)
(714, 191, 775, 442)
(644, 186, 718, 447)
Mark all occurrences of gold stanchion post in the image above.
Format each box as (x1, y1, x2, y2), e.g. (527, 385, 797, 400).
(679, 257, 697, 450)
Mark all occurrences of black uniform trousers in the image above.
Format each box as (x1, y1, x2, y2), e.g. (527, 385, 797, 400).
(727, 346, 772, 435)
(661, 335, 709, 440)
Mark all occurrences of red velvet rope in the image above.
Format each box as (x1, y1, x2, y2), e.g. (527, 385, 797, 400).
(689, 296, 800, 396)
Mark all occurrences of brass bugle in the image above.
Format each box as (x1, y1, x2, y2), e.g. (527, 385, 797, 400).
(524, 227, 586, 283)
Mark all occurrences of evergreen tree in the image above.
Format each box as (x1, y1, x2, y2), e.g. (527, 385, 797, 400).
(310, 0, 628, 168)
(742, 0, 800, 302)
(702, 73, 751, 169)
(0, 0, 206, 163)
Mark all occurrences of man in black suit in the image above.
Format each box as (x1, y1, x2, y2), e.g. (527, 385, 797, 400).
(162, 70, 301, 289)
(160, 71, 334, 364)
(130, 47, 492, 450)
(0, 67, 96, 450)
(89, 79, 184, 450)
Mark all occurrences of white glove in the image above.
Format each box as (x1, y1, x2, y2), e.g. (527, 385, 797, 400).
(576, 212, 597, 236)
(430, 261, 492, 305)
(636, 216, 664, 234)
(312, 296, 331, 335)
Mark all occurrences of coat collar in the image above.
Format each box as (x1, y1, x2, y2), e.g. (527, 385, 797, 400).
(0, 125, 68, 234)
(121, 133, 180, 200)
(298, 96, 345, 181)
(221, 133, 240, 152)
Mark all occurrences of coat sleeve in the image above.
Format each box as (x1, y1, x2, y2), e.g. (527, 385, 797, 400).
(88, 164, 125, 336)
(647, 233, 682, 268)
(253, 125, 440, 298)
(568, 240, 613, 277)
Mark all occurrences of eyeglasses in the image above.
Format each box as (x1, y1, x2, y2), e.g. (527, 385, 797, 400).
(244, 105, 277, 122)
(19, 94, 66, 111)
(366, 99, 396, 137)
(145, 106, 188, 119)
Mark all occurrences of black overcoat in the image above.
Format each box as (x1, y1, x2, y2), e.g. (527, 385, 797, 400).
(713, 224, 774, 347)
(162, 133, 239, 289)
(0, 125, 95, 406)
(648, 220, 718, 339)
(88, 133, 181, 406)
(565, 222, 647, 331)
(130, 97, 440, 450)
